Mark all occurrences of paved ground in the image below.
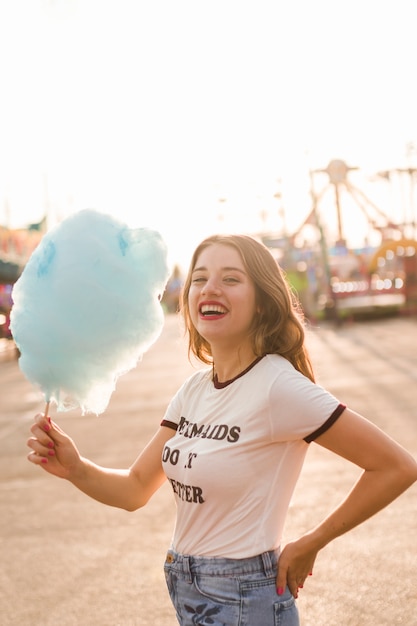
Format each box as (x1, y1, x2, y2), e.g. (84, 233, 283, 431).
(1, 314, 416, 626)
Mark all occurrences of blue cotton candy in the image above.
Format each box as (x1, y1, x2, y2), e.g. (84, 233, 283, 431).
(10, 209, 170, 414)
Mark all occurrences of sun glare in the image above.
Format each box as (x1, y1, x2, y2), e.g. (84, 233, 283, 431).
(0, 0, 416, 268)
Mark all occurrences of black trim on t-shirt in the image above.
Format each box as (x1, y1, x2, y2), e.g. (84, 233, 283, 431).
(160, 419, 178, 431)
(161, 403, 347, 440)
(304, 403, 347, 443)
(213, 355, 265, 389)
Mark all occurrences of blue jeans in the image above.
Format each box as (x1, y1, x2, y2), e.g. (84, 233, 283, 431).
(164, 549, 299, 626)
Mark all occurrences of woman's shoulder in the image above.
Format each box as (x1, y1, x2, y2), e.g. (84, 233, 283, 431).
(165, 367, 212, 416)
(180, 366, 212, 390)
(260, 353, 314, 386)
(262, 353, 296, 372)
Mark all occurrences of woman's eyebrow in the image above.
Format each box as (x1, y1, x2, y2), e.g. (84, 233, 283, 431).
(192, 265, 246, 274)
(222, 266, 246, 274)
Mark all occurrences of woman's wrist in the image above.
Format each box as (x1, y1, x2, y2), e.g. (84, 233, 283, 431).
(67, 455, 89, 484)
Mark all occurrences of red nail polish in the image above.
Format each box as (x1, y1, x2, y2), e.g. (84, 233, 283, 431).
(41, 458, 48, 464)
(48, 450, 55, 456)
(277, 587, 284, 595)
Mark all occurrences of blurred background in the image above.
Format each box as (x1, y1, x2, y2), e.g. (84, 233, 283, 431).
(1, 0, 417, 334)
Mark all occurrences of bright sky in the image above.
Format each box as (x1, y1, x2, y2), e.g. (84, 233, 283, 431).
(1, 0, 416, 269)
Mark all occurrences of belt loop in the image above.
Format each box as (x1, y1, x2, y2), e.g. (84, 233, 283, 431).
(183, 555, 192, 583)
(261, 551, 274, 577)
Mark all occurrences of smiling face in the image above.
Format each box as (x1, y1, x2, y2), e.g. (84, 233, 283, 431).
(188, 243, 258, 351)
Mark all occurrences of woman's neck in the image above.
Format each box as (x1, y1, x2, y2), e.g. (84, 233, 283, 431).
(212, 347, 258, 383)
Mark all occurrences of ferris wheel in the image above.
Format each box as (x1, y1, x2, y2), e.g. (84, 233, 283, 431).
(287, 159, 417, 319)
(306, 159, 401, 245)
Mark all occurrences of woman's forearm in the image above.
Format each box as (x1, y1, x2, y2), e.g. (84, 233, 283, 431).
(276, 460, 417, 599)
(28, 417, 172, 512)
(67, 429, 171, 510)
(67, 457, 148, 511)
(309, 461, 417, 550)
(309, 409, 417, 550)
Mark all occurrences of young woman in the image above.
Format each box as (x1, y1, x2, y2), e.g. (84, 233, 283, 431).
(27, 234, 417, 626)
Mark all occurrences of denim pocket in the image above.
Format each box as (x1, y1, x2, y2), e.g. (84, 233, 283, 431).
(240, 580, 298, 626)
(273, 589, 298, 626)
(193, 574, 241, 605)
(170, 574, 241, 625)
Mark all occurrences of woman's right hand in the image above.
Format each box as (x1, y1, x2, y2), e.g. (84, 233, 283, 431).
(27, 413, 81, 480)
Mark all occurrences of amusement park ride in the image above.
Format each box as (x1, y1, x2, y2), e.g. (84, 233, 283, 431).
(264, 159, 417, 321)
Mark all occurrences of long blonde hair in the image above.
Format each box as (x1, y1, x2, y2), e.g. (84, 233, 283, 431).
(180, 234, 315, 382)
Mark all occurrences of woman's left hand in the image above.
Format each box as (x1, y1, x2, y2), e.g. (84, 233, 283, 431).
(276, 536, 318, 599)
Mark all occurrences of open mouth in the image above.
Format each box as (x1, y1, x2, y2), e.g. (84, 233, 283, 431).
(199, 304, 228, 317)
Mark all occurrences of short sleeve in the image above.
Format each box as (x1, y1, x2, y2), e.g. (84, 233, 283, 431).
(269, 364, 343, 441)
(304, 403, 346, 442)
(160, 386, 183, 429)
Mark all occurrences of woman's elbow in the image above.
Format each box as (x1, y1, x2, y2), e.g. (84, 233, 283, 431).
(404, 457, 417, 485)
(393, 452, 417, 490)
(123, 475, 163, 511)
(123, 502, 144, 513)
(123, 493, 151, 512)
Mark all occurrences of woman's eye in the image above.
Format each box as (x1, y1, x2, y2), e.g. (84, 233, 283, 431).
(224, 276, 239, 283)
(192, 276, 206, 283)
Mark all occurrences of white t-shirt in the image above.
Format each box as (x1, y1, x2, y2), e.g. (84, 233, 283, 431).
(161, 354, 345, 558)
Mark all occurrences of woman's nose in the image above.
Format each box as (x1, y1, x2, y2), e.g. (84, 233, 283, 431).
(201, 278, 221, 295)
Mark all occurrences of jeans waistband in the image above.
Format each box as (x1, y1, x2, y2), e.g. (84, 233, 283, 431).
(164, 549, 279, 581)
